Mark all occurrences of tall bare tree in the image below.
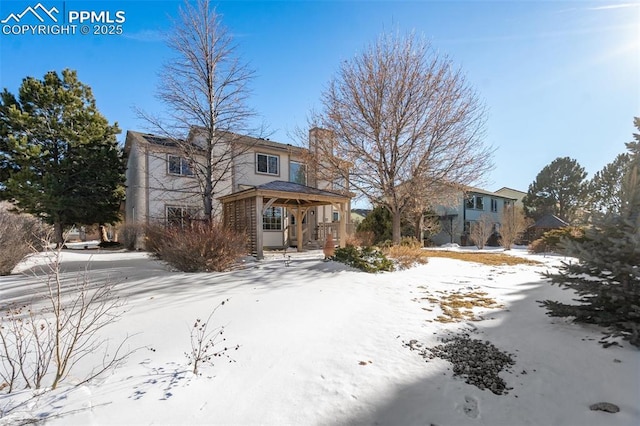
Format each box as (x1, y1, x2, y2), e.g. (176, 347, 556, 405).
(499, 204, 529, 249)
(313, 31, 493, 244)
(138, 0, 259, 220)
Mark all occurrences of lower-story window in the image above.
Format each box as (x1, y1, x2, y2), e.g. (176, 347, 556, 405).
(167, 206, 199, 228)
(263, 207, 283, 230)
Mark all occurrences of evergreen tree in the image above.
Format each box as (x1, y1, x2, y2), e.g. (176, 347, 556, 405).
(522, 157, 587, 222)
(587, 152, 630, 217)
(357, 206, 393, 244)
(541, 118, 640, 347)
(0, 70, 125, 244)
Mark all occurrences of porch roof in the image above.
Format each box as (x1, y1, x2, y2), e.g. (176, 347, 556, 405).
(218, 181, 352, 207)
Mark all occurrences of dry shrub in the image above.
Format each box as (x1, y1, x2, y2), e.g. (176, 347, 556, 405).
(146, 222, 248, 272)
(527, 238, 548, 254)
(384, 245, 429, 270)
(399, 236, 422, 248)
(345, 231, 375, 247)
(0, 207, 47, 275)
(120, 223, 144, 250)
(423, 250, 541, 266)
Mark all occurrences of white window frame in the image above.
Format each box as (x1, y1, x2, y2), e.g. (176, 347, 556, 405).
(256, 153, 279, 176)
(263, 206, 283, 231)
(167, 154, 194, 177)
(166, 205, 199, 228)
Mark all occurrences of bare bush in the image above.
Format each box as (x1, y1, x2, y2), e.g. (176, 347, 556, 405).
(0, 207, 47, 275)
(120, 223, 144, 251)
(146, 222, 248, 272)
(0, 305, 53, 393)
(469, 214, 494, 249)
(43, 249, 130, 389)
(186, 299, 239, 375)
(0, 245, 132, 393)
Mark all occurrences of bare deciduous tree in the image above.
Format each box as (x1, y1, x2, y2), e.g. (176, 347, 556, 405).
(137, 0, 261, 220)
(499, 204, 529, 250)
(312, 31, 493, 244)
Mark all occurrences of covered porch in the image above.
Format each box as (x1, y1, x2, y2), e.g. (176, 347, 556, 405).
(219, 181, 352, 259)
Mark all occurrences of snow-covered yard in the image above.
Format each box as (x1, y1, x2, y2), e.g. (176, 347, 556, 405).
(1, 247, 638, 425)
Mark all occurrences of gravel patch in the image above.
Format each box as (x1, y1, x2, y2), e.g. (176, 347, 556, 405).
(405, 333, 516, 395)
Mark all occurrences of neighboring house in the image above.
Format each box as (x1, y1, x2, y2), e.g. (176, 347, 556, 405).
(124, 127, 352, 257)
(350, 208, 370, 227)
(494, 187, 526, 208)
(525, 213, 569, 242)
(431, 187, 519, 246)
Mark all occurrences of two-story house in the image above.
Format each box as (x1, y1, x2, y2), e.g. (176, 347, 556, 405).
(431, 187, 519, 246)
(124, 127, 352, 257)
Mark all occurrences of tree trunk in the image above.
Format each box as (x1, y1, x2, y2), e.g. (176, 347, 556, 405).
(204, 162, 214, 220)
(99, 225, 109, 243)
(414, 212, 424, 246)
(392, 210, 402, 245)
(54, 221, 64, 248)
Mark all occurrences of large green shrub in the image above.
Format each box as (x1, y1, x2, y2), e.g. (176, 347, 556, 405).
(528, 227, 586, 254)
(145, 222, 248, 272)
(331, 245, 394, 273)
(357, 206, 392, 244)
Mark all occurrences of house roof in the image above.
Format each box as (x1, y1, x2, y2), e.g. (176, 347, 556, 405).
(124, 130, 183, 154)
(218, 180, 351, 207)
(495, 186, 526, 196)
(125, 128, 310, 158)
(465, 186, 518, 201)
(495, 186, 527, 198)
(188, 126, 307, 154)
(531, 214, 569, 229)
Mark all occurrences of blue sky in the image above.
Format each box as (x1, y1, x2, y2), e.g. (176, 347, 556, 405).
(1, 0, 638, 195)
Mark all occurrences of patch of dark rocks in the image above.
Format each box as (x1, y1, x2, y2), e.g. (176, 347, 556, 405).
(405, 333, 516, 395)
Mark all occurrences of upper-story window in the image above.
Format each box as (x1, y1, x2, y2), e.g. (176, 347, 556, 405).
(168, 155, 194, 177)
(256, 153, 279, 175)
(491, 198, 498, 212)
(466, 195, 484, 210)
(289, 161, 306, 185)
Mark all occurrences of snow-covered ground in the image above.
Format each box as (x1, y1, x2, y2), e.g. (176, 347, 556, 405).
(1, 247, 638, 425)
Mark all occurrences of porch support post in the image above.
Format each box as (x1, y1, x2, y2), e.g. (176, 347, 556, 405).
(291, 207, 309, 252)
(256, 195, 264, 259)
(338, 202, 347, 248)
